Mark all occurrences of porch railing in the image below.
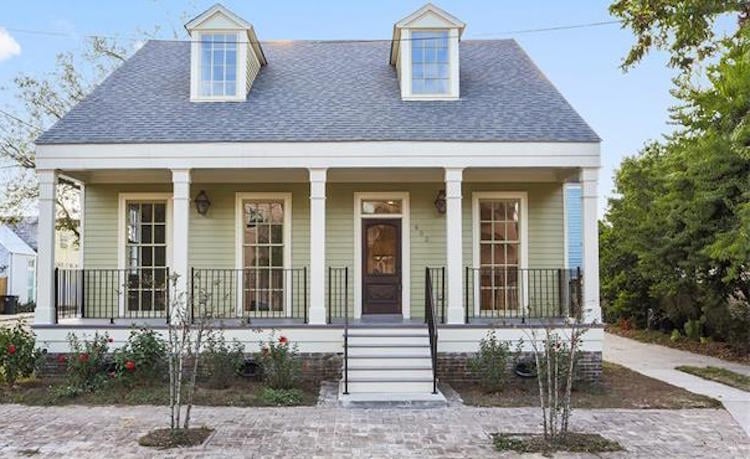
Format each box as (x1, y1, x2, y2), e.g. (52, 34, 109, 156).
(55, 268, 170, 323)
(426, 267, 446, 324)
(464, 267, 582, 323)
(327, 267, 349, 323)
(191, 267, 308, 323)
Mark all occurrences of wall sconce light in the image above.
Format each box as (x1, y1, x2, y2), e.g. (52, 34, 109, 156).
(194, 190, 211, 216)
(434, 189, 446, 214)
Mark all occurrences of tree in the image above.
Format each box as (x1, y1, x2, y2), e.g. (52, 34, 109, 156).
(609, 0, 750, 73)
(0, 37, 129, 240)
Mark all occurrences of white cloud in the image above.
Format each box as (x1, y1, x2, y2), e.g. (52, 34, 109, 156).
(0, 28, 21, 62)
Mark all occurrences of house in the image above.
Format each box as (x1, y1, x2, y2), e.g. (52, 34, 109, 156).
(0, 224, 37, 305)
(33, 3, 602, 398)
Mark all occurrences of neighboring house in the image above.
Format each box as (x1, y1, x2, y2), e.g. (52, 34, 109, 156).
(33, 4, 601, 398)
(564, 184, 583, 271)
(9, 217, 81, 270)
(0, 225, 37, 305)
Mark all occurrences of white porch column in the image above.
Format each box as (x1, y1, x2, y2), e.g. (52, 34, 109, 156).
(35, 170, 57, 324)
(308, 168, 327, 324)
(445, 167, 464, 324)
(581, 168, 601, 323)
(171, 169, 191, 305)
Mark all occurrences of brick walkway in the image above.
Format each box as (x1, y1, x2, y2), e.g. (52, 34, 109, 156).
(0, 404, 747, 458)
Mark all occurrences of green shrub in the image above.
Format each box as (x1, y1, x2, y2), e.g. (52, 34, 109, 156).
(62, 332, 111, 395)
(202, 333, 245, 389)
(0, 322, 43, 386)
(257, 334, 301, 390)
(113, 328, 167, 384)
(683, 319, 702, 341)
(670, 329, 682, 342)
(257, 387, 304, 406)
(469, 330, 510, 392)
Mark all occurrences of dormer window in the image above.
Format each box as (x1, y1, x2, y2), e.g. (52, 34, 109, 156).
(390, 4, 465, 101)
(185, 4, 267, 102)
(411, 31, 450, 95)
(199, 33, 238, 97)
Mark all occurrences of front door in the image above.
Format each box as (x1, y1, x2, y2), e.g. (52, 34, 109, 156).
(362, 219, 402, 315)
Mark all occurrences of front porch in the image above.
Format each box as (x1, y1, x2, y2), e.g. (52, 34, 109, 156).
(34, 164, 600, 336)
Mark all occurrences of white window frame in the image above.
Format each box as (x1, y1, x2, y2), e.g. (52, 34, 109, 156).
(471, 191, 529, 317)
(234, 192, 293, 317)
(409, 29, 451, 96)
(353, 191, 411, 319)
(190, 31, 246, 102)
(401, 28, 460, 101)
(117, 193, 173, 317)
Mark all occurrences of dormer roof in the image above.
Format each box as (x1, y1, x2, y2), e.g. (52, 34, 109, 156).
(185, 3, 267, 66)
(390, 3, 465, 65)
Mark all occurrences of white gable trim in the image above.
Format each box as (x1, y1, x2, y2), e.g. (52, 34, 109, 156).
(395, 3, 465, 30)
(185, 4, 252, 31)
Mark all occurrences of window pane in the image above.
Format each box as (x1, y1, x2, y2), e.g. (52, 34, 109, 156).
(154, 225, 165, 244)
(141, 204, 152, 223)
(366, 224, 397, 274)
(361, 199, 402, 215)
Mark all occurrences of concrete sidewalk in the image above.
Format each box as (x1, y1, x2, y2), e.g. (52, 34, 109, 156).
(604, 332, 750, 437)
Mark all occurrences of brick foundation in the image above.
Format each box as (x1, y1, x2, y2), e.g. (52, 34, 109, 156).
(437, 351, 603, 384)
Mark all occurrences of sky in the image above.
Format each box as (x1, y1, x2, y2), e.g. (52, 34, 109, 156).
(0, 0, 702, 216)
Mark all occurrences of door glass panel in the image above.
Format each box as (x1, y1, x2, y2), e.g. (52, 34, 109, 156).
(366, 224, 397, 274)
(242, 199, 285, 313)
(478, 198, 522, 312)
(125, 200, 168, 314)
(362, 200, 402, 215)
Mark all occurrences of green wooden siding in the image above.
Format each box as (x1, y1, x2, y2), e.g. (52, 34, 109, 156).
(82, 181, 564, 318)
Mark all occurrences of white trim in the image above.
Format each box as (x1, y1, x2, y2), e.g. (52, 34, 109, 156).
(471, 191, 529, 317)
(234, 192, 293, 317)
(190, 30, 246, 103)
(353, 192, 411, 319)
(116, 193, 174, 316)
(562, 183, 569, 270)
(36, 142, 602, 171)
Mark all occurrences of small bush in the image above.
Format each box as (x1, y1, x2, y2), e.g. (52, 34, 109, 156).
(257, 387, 304, 406)
(113, 328, 167, 384)
(61, 332, 110, 395)
(202, 333, 245, 389)
(670, 329, 682, 342)
(469, 330, 510, 392)
(683, 319, 702, 341)
(257, 334, 301, 390)
(0, 322, 43, 386)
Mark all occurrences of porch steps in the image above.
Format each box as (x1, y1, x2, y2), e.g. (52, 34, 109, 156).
(339, 327, 447, 407)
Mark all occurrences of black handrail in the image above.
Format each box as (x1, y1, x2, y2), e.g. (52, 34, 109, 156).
(425, 267, 438, 394)
(343, 267, 350, 395)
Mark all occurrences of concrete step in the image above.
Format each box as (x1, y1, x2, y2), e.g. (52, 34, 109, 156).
(348, 344, 431, 357)
(346, 368, 433, 380)
(338, 385, 447, 408)
(346, 328, 428, 336)
(347, 335, 429, 346)
(348, 356, 433, 367)
(346, 379, 435, 393)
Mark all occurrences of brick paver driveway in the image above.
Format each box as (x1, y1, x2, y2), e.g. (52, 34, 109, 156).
(0, 404, 748, 458)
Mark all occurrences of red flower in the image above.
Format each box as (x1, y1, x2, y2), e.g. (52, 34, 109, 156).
(57, 354, 67, 364)
(78, 353, 90, 363)
(7, 344, 16, 355)
(278, 336, 288, 344)
(125, 360, 136, 372)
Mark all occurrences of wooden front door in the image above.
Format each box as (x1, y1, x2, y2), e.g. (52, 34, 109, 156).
(362, 219, 402, 315)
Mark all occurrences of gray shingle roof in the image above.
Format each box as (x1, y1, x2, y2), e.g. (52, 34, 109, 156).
(36, 39, 599, 144)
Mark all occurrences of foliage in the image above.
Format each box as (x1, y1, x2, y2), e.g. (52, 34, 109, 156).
(600, 28, 750, 353)
(609, 0, 750, 73)
(60, 332, 110, 395)
(468, 330, 511, 392)
(257, 334, 302, 390)
(202, 333, 245, 389)
(256, 387, 305, 406)
(683, 319, 703, 341)
(0, 322, 43, 386)
(676, 365, 750, 391)
(112, 327, 167, 384)
(526, 325, 587, 444)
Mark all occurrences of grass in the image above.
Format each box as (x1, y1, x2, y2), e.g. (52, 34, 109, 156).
(676, 365, 750, 392)
(139, 427, 213, 449)
(606, 325, 750, 364)
(492, 432, 623, 455)
(0, 377, 319, 407)
(452, 361, 721, 409)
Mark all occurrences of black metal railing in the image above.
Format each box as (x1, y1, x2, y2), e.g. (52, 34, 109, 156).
(464, 267, 582, 323)
(425, 267, 439, 394)
(55, 268, 170, 323)
(426, 267, 446, 324)
(190, 267, 308, 323)
(327, 267, 349, 324)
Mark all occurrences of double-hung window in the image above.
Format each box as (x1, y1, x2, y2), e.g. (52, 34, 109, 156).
(199, 33, 238, 97)
(411, 30, 450, 95)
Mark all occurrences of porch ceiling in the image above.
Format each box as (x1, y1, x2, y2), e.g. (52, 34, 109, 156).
(63, 167, 580, 184)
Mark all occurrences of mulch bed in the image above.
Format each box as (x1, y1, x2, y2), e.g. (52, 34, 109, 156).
(492, 432, 623, 455)
(139, 427, 213, 449)
(451, 362, 721, 409)
(606, 325, 750, 364)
